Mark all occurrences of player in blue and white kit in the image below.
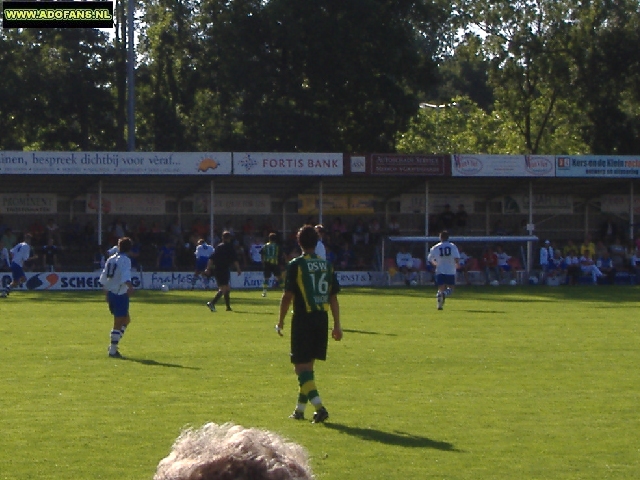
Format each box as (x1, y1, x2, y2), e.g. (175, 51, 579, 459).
(191, 239, 215, 289)
(4, 233, 38, 296)
(427, 231, 460, 310)
(99, 237, 134, 358)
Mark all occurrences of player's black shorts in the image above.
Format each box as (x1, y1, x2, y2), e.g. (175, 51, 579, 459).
(263, 263, 281, 279)
(290, 311, 329, 364)
(214, 269, 231, 287)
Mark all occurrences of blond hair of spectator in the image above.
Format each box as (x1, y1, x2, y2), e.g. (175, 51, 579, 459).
(154, 422, 314, 480)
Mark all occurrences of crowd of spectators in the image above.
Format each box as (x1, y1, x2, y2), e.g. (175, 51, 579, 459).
(2, 211, 640, 283)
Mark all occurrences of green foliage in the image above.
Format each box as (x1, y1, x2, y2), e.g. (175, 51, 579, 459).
(2, 287, 640, 479)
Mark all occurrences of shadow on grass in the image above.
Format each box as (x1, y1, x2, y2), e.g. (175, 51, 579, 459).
(120, 356, 200, 369)
(459, 309, 506, 314)
(323, 423, 460, 451)
(342, 328, 397, 337)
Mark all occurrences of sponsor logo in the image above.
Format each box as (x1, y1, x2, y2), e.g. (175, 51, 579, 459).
(557, 157, 571, 169)
(453, 155, 483, 175)
(239, 154, 258, 172)
(525, 156, 553, 175)
(197, 157, 219, 172)
(350, 156, 366, 173)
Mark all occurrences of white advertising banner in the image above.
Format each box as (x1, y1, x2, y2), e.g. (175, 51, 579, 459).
(233, 152, 343, 176)
(1, 270, 381, 290)
(556, 155, 640, 178)
(400, 193, 476, 214)
(192, 194, 271, 214)
(0, 193, 57, 214)
(600, 194, 640, 215)
(0, 151, 232, 175)
(452, 155, 555, 177)
(86, 193, 166, 215)
(502, 194, 573, 214)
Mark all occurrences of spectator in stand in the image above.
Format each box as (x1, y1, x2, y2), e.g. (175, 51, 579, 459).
(599, 215, 618, 244)
(168, 218, 184, 247)
(42, 237, 60, 272)
(548, 249, 567, 281)
(438, 204, 456, 232)
(564, 249, 581, 285)
(338, 241, 354, 270)
(129, 236, 142, 272)
(64, 216, 82, 252)
(596, 250, 616, 284)
(150, 221, 164, 246)
(351, 218, 369, 246)
(92, 245, 106, 271)
(325, 244, 337, 266)
(387, 216, 401, 236)
(580, 253, 604, 284)
(242, 217, 256, 249)
(457, 247, 471, 285)
(495, 244, 513, 282)
(368, 217, 382, 245)
(157, 240, 177, 271)
(492, 219, 507, 236)
(482, 245, 500, 284)
(0, 240, 10, 272)
(314, 225, 327, 260)
(45, 218, 62, 245)
(29, 219, 45, 247)
(83, 220, 96, 246)
(539, 240, 553, 282)
(396, 244, 417, 285)
(1, 227, 17, 250)
(594, 240, 608, 260)
(135, 218, 150, 245)
(234, 239, 247, 268)
(609, 236, 626, 271)
(330, 217, 347, 242)
(454, 204, 468, 235)
(563, 239, 578, 257)
(580, 233, 596, 259)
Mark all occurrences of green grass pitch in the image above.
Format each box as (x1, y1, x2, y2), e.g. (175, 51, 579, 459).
(1, 285, 639, 479)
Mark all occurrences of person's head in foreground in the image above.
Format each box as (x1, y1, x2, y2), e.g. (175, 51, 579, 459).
(154, 422, 314, 480)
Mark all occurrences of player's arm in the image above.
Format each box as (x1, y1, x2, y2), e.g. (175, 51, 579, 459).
(277, 290, 294, 336)
(233, 260, 241, 275)
(329, 294, 342, 341)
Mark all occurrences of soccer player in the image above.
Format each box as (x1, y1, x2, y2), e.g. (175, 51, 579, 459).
(260, 232, 283, 297)
(191, 239, 214, 289)
(427, 231, 460, 311)
(206, 231, 241, 312)
(276, 225, 342, 423)
(4, 233, 38, 296)
(99, 236, 134, 358)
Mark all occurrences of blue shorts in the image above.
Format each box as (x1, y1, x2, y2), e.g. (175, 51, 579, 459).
(500, 265, 512, 271)
(195, 257, 209, 272)
(10, 263, 25, 282)
(108, 291, 130, 317)
(435, 273, 455, 286)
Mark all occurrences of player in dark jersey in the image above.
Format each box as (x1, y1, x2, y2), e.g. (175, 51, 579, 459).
(276, 225, 342, 423)
(260, 232, 283, 297)
(206, 231, 241, 312)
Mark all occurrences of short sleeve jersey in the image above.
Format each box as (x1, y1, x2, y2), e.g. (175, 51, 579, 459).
(261, 242, 280, 265)
(211, 242, 238, 272)
(285, 253, 340, 315)
(427, 240, 460, 275)
(195, 243, 214, 260)
(9, 242, 31, 267)
(99, 253, 132, 295)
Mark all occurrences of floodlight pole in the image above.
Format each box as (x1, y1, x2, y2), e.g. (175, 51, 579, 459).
(127, 0, 135, 151)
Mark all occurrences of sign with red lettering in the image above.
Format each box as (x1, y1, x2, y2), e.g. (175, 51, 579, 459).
(370, 154, 449, 176)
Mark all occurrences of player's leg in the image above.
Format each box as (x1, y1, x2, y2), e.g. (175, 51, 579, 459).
(262, 265, 270, 297)
(207, 272, 227, 311)
(108, 293, 130, 357)
(435, 274, 446, 310)
(223, 285, 232, 311)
